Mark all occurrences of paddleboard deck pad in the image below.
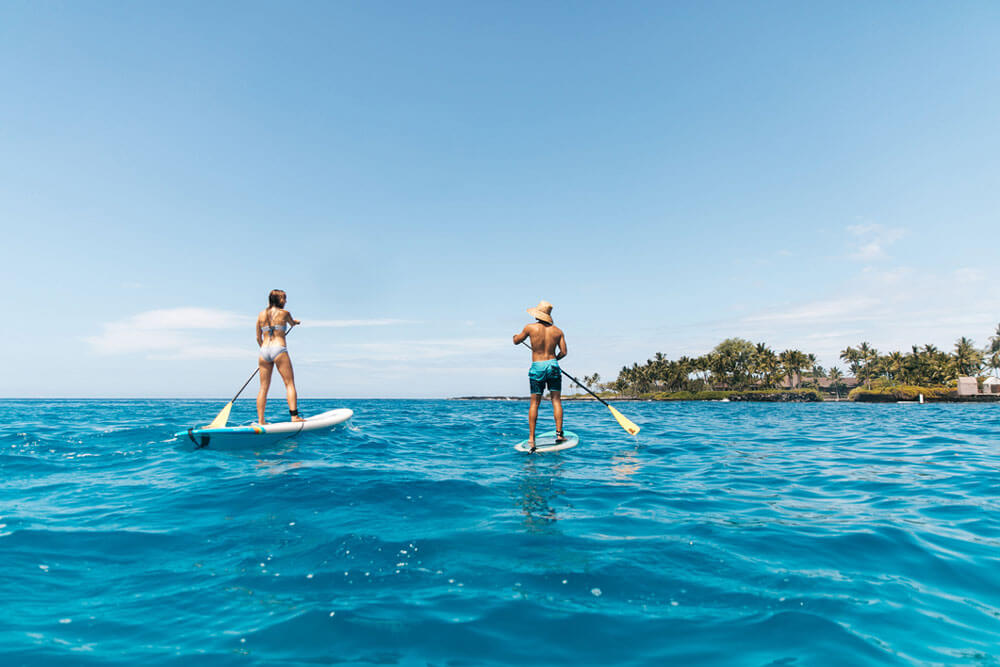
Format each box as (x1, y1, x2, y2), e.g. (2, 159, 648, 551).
(176, 408, 353, 449)
(515, 430, 579, 453)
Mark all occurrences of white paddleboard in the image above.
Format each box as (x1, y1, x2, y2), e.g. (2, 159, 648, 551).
(176, 408, 353, 449)
(515, 430, 579, 453)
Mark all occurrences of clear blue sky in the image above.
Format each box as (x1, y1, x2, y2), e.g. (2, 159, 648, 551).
(3, 1, 999, 398)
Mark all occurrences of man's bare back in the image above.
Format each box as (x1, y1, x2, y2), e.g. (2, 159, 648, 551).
(513, 322, 567, 360)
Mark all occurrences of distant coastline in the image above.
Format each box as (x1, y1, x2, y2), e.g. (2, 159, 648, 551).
(452, 391, 1000, 403)
(559, 332, 1000, 403)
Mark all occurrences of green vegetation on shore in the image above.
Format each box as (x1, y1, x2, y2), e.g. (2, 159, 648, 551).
(567, 388, 822, 402)
(574, 325, 1000, 401)
(848, 385, 953, 402)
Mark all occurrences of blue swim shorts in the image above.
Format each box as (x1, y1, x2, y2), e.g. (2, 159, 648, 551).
(529, 359, 562, 395)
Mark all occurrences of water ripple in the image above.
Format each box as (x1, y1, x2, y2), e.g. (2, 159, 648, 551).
(2, 399, 1000, 664)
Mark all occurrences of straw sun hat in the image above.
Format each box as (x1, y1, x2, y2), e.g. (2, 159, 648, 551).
(526, 300, 554, 324)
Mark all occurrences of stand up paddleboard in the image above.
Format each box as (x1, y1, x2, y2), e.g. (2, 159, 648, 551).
(176, 408, 353, 450)
(515, 430, 579, 453)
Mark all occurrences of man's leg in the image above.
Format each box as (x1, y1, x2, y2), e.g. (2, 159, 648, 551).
(528, 394, 542, 445)
(551, 391, 563, 439)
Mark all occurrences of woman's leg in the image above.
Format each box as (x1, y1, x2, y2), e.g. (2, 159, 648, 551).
(274, 352, 304, 421)
(257, 358, 274, 424)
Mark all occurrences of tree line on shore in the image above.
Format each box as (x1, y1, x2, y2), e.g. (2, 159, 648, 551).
(580, 324, 1000, 397)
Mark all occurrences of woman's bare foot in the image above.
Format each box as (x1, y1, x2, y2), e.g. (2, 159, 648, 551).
(291, 415, 306, 422)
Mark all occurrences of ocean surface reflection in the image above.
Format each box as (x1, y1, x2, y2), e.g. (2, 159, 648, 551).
(1, 399, 999, 664)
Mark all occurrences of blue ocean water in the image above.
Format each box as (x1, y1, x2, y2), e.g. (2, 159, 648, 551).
(2, 399, 1000, 665)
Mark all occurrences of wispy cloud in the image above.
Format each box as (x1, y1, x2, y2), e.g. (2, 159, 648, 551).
(84, 308, 251, 358)
(847, 224, 904, 261)
(304, 338, 503, 364)
(742, 297, 881, 325)
(123, 307, 252, 330)
(954, 267, 985, 284)
(309, 318, 416, 328)
(84, 308, 415, 360)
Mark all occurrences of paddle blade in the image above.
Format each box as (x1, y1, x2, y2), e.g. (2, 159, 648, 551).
(207, 401, 233, 429)
(608, 405, 640, 435)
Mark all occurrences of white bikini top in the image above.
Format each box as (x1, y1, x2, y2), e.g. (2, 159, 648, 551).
(261, 311, 288, 336)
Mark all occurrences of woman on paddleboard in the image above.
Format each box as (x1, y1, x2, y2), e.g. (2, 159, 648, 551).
(256, 289, 304, 424)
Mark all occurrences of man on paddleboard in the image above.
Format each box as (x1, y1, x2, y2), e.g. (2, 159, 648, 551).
(513, 300, 567, 452)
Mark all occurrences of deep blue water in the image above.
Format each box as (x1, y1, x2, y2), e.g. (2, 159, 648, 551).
(2, 399, 1000, 665)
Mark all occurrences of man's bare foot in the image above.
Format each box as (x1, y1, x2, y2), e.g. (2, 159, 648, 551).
(527, 439, 536, 453)
(554, 430, 566, 443)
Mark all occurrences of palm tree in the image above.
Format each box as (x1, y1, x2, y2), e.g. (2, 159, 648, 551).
(840, 346, 859, 365)
(751, 343, 776, 388)
(779, 349, 809, 389)
(884, 351, 905, 385)
(857, 342, 878, 389)
(756, 346, 780, 388)
(920, 344, 954, 385)
(614, 366, 629, 397)
(988, 352, 1000, 379)
(650, 353, 667, 392)
(840, 346, 861, 385)
(953, 336, 984, 377)
(692, 355, 711, 389)
(990, 323, 1000, 355)
(828, 367, 845, 399)
(675, 356, 696, 391)
(805, 353, 822, 388)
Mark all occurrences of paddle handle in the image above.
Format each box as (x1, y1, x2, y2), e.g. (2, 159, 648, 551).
(519, 341, 611, 407)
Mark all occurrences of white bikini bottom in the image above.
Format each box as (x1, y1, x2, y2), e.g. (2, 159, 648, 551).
(259, 345, 288, 363)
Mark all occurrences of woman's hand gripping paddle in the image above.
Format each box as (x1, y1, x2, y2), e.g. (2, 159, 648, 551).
(207, 325, 295, 428)
(520, 342, 640, 436)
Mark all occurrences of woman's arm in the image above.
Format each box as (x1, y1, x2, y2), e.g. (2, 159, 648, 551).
(256, 314, 263, 346)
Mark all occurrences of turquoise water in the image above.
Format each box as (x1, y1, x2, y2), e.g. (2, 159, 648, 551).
(3, 399, 1000, 665)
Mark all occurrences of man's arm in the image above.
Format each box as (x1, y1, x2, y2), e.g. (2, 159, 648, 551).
(513, 326, 529, 346)
(556, 332, 567, 360)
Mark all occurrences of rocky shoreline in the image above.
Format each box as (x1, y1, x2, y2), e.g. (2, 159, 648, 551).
(451, 393, 1000, 403)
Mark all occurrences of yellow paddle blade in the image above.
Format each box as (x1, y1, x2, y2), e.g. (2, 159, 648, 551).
(608, 405, 640, 435)
(207, 401, 233, 429)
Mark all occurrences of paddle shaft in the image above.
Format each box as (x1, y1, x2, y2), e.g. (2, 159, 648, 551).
(229, 368, 260, 404)
(519, 341, 611, 407)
